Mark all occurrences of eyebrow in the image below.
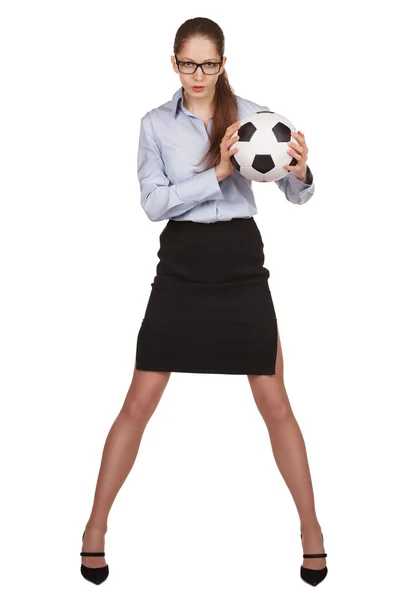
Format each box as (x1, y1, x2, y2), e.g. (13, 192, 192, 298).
(180, 57, 219, 61)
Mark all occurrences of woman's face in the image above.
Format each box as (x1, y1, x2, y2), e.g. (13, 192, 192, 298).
(171, 36, 227, 106)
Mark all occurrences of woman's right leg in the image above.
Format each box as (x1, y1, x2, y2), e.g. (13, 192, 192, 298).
(81, 363, 172, 568)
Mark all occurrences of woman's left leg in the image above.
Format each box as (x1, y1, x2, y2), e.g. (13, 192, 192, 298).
(247, 324, 326, 570)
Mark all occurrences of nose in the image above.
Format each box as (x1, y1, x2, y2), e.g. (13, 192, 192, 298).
(194, 64, 204, 81)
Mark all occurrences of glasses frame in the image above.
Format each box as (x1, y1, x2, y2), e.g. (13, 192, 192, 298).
(174, 55, 223, 75)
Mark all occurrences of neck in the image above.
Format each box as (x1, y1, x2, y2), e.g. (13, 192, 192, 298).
(182, 87, 215, 115)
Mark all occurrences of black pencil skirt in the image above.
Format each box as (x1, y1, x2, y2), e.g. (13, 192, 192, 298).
(135, 216, 278, 375)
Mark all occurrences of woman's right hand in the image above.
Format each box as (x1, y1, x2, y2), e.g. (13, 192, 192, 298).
(215, 120, 241, 182)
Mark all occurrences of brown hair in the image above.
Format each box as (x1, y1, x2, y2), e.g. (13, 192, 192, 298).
(173, 17, 238, 174)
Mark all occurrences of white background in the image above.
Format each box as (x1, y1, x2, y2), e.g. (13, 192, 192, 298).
(1, 0, 399, 597)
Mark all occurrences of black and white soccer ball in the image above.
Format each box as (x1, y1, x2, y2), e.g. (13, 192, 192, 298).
(230, 111, 298, 182)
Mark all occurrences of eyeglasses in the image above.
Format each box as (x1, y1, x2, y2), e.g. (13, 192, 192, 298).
(174, 55, 223, 75)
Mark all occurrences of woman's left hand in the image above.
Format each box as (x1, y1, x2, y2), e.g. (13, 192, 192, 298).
(283, 130, 309, 182)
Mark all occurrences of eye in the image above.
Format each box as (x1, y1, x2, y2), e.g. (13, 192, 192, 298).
(183, 62, 194, 67)
(205, 62, 217, 67)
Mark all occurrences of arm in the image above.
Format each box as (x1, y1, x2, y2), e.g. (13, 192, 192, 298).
(137, 113, 224, 221)
(274, 165, 315, 205)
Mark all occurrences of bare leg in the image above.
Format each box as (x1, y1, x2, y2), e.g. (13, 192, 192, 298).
(247, 327, 326, 570)
(81, 364, 171, 568)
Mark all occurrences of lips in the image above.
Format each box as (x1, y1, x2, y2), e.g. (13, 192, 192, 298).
(192, 86, 205, 90)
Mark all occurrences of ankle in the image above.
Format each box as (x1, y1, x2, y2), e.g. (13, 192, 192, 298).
(300, 520, 321, 535)
(86, 519, 108, 534)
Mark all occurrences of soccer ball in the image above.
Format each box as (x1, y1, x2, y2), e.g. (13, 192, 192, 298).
(230, 111, 298, 182)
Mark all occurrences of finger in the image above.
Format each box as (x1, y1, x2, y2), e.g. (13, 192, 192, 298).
(223, 146, 239, 160)
(288, 141, 302, 152)
(226, 122, 238, 133)
(228, 135, 240, 147)
(226, 121, 241, 135)
(221, 135, 239, 153)
(225, 146, 239, 157)
(287, 147, 303, 160)
(292, 131, 306, 145)
(283, 165, 300, 172)
(289, 136, 307, 152)
(288, 142, 307, 159)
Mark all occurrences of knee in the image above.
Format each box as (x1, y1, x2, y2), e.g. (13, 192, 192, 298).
(264, 397, 291, 421)
(121, 368, 170, 421)
(121, 392, 160, 423)
(254, 383, 292, 421)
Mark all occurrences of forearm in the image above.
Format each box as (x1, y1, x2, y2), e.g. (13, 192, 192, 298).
(140, 167, 224, 221)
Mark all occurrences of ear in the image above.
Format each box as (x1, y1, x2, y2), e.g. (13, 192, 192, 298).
(171, 55, 178, 73)
(221, 56, 227, 75)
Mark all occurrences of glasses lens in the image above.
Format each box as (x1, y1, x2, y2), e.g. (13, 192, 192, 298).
(179, 62, 220, 74)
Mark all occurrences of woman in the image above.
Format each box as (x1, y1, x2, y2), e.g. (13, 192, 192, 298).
(80, 17, 327, 587)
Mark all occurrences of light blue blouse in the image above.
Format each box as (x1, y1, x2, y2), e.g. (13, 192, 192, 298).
(137, 86, 315, 223)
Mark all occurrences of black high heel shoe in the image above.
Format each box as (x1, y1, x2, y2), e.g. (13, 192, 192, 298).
(80, 529, 109, 585)
(300, 531, 328, 586)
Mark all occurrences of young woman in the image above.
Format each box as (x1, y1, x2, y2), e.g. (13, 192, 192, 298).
(80, 17, 327, 587)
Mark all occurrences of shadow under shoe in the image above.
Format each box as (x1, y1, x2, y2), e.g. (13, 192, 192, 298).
(80, 529, 109, 585)
(300, 531, 328, 587)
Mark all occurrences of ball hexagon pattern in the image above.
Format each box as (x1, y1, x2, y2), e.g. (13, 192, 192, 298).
(230, 111, 298, 182)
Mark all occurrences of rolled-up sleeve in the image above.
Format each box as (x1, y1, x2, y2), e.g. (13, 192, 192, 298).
(137, 113, 224, 221)
(274, 165, 315, 205)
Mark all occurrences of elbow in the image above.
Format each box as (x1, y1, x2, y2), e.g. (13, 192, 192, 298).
(141, 205, 168, 222)
(140, 186, 172, 222)
(298, 190, 314, 205)
(286, 192, 313, 206)
(297, 196, 311, 206)
(140, 191, 162, 222)
(141, 205, 161, 222)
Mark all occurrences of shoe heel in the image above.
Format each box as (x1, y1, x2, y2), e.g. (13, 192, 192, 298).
(80, 529, 109, 585)
(300, 531, 328, 587)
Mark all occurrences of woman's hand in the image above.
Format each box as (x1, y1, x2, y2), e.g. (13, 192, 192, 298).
(215, 120, 241, 182)
(283, 131, 309, 182)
